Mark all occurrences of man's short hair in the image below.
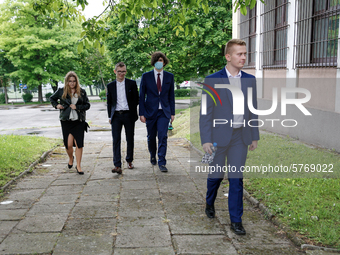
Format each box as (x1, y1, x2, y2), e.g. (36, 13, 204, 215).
(115, 62, 126, 70)
(224, 39, 246, 55)
(151, 52, 169, 66)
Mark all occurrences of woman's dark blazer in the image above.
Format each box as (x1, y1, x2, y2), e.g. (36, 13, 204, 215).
(50, 88, 91, 122)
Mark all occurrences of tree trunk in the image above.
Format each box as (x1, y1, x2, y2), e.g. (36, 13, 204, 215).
(52, 80, 58, 92)
(4, 85, 8, 104)
(38, 84, 43, 103)
(98, 64, 107, 94)
(89, 85, 93, 96)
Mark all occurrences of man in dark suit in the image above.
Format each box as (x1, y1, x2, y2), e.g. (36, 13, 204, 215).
(139, 52, 175, 172)
(107, 62, 139, 174)
(199, 39, 260, 235)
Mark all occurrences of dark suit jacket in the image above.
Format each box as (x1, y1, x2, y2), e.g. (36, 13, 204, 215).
(107, 78, 139, 122)
(139, 70, 175, 119)
(50, 88, 90, 122)
(199, 68, 260, 147)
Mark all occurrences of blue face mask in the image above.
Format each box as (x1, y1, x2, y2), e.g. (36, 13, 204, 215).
(155, 61, 163, 70)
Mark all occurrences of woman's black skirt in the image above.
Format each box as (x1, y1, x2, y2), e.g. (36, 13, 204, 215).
(60, 120, 86, 149)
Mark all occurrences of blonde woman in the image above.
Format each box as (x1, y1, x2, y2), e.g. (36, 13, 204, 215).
(50, 71, 90, 174)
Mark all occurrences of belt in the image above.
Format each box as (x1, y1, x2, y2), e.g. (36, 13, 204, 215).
(115, 110, 129, 114)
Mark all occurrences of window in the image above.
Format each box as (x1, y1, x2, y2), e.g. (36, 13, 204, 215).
(261, 0, 288, 68)
(295, 0, 340, 67)
(239, 5, 257, 68)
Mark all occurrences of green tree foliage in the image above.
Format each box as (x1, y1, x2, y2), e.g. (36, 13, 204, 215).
(0, 52, 16, 104)
(0, 0, 81, 102)
(106, 0, 232, 82)
(31, 0, 262, 54)
(76, 48, 114, 94)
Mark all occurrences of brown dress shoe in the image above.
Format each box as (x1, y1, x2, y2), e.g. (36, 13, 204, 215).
(127, 162, 134, 169)
(112, 166, 122, 174)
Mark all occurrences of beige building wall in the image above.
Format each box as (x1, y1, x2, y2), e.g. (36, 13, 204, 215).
(298, 69, 336, 111)
(262, 70, 286, 100)
(244, 69, 255, 76)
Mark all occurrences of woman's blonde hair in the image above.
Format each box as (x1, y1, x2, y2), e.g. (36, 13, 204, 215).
(62, 71, 81, 99)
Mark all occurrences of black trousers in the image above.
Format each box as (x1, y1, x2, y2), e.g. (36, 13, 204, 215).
(111, 111, 135, 167)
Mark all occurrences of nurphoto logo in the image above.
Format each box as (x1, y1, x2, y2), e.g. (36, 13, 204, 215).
(199, 83, 312, 128)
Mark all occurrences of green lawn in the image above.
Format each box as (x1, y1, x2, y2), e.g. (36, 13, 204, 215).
(0, 135, 61, 188)
(171, 105, 340, 249)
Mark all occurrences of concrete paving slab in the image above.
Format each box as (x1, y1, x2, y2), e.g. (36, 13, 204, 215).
(70, 202, 117, 218)
(173, 235, 238, 255)
(0, 209, 28, 220)
(0, 198, 35, 210)
(225, 223, 291, 245)
(118, 209, 166, 226)
(161, 191, 203, 204)
(0, 221, 18, 243)
(90, 170, 120, 180)
(164, 202, 205, 218)
(115, 225, 172, 248)
(83, 179, 120, 194)
(53, 234, 113, 255)
(26, 202, 75, 216)
(35, 193, 80, 204)
(167, 214, 224, 235)
(113, 247, 175, 255)
(13, 214, 68, 233)
(120, 188, 160, 200)
(234, 243, 302, 255)
(0, 233, 59, 254)
(63, 218, 116, 235)
(119, 198, 163, 211)
(12, 177, 55, 190)
(120, 174, 156, 181)
(122, 180, 158, 190)
(51, 176, 89, 186)
(44, 184, 84, 196)
(78, 193, 119, 203)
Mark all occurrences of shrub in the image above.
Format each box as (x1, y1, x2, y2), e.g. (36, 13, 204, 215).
(190, 89, 198, 97)
(45, 92, 53, 102)
(174, 89, 190, 97)
(22, 92, 33, 103)
(0, 93, 7, 104)
(99, 90, 106, 100)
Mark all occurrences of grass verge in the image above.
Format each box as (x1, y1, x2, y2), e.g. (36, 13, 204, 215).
(0, 135, 61, 188)
(170, 105, 340, 249)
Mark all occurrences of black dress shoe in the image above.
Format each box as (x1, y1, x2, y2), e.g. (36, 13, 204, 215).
(76, 166, 84, 175)
(205, 203, 215, 218)
(68, 156, 74, 169)
(150, 157, 157, 165)
(159, 165, 168, 172)
(230, 222, 246, 235)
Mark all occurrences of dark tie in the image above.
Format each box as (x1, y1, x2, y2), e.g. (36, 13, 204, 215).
(157, 73, 162, 93)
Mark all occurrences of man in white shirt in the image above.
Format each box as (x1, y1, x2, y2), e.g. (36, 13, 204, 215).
(199, 39, 260, 235)
(107, 62, 139, 174)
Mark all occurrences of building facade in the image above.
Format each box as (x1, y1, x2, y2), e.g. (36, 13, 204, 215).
(233, 0, 340, 151)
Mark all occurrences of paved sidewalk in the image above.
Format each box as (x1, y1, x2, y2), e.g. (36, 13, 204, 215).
(0, 139, 304, 255)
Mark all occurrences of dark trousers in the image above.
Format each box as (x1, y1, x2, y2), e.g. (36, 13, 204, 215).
(111, 111, 135, 167)
(146, 110, 169, 166)
(206, 128, 248, 223)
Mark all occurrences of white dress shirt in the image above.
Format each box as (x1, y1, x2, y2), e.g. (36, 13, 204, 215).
(154, 69, 163, 109)
(115, 79, 129, 111)
(225, 67, 244, 128)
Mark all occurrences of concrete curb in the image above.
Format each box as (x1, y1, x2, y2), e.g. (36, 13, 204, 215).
(0, 145, 59, 192)
(185, 138, 340, 253)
